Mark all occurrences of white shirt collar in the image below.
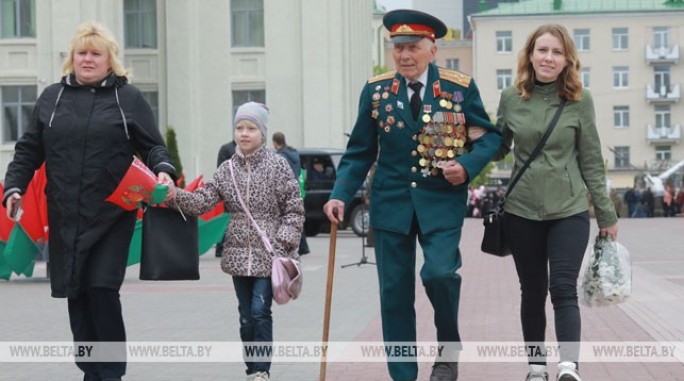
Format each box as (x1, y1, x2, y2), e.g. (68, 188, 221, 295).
(415, 69, 429, 88)
(406, 68, 429, 98)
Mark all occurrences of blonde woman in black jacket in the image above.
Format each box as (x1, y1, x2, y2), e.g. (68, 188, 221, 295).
(3, 22, 175, 381)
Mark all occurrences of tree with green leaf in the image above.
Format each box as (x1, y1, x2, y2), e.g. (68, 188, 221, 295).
(470, 162, 495, 188)
(165, 127, 184, 187)
(373, 65, 389, 76)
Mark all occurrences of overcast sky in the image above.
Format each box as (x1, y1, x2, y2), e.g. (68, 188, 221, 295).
(377, 0, 413, 11)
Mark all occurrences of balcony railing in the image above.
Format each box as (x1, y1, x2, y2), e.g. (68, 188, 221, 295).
(646, 124, 681, 144)
(646, 45, 679, 64)
(646, 83, 680, 104)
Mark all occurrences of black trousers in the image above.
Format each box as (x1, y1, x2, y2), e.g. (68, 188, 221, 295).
(503, 211, 589, 366)
(68, 287, 126, 380)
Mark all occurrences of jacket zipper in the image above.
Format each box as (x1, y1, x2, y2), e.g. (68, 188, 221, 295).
(565, 166, 575, 196)
(245, 158, 253, 276)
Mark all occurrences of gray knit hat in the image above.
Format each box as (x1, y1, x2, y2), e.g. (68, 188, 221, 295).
(234, 102, 269, 138)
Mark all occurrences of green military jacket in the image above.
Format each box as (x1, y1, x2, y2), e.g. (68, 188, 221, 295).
(331, 64, 501, 235)
(495, 84, 618, 227)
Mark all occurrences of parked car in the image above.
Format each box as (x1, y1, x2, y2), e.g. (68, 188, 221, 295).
(299, 148, 369, 237)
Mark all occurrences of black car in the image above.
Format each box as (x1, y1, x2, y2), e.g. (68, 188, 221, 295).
(299, 148, 369, 237)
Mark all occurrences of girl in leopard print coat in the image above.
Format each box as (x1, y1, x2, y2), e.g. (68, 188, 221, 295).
(171, 102, 303, 380)
(174, 144, 304, 277)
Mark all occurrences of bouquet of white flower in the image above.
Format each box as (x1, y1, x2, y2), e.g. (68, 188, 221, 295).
(580, 235, 632, 307)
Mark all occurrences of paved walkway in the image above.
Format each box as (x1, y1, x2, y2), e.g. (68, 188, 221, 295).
(1, 218, 683, 380)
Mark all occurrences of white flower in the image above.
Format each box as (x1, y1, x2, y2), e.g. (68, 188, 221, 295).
(580, 236, 632, 307)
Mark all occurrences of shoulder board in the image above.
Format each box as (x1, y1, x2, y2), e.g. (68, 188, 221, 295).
(438, 68, 471, 88)
(368, 70, 397, 84)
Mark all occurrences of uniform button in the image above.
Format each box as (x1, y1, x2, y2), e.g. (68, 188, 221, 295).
(90, 89, 96, 93)
(412, 135, 417, 141)
(411, 150, 417, 157)
(410, 182, 417, 188)
(411, 167, 417, 173)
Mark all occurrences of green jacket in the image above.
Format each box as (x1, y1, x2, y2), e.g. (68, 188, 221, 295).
(331, 64, 501, 234)
(495, 84, 618, 227)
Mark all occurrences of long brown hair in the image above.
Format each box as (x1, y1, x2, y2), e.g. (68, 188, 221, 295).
(514, 24, 582, 101)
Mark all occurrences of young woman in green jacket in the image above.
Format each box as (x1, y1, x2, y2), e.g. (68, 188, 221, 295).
(494, 24, 619, 381)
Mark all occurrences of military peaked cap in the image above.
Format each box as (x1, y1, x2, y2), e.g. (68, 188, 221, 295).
(383, 9, 448, 43)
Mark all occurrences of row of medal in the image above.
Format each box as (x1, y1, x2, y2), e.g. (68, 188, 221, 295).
(368, 80, 469, 177)
(417, 90, 468, 177)
(370, 81, 408, 133)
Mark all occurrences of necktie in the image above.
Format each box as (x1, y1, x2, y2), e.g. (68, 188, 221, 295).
(408, 82, 423, 121)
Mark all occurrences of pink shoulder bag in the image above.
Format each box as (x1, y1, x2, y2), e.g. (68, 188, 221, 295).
(229, 160, 302, 305)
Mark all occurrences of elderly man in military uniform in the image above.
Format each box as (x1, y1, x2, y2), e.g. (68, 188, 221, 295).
(323, 9, 501, 381)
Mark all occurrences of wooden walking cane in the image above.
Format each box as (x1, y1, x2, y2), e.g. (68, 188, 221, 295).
(319, 219, 338, 381)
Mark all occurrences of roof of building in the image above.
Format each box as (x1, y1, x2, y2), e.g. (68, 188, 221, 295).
(472, 0, 684, 17)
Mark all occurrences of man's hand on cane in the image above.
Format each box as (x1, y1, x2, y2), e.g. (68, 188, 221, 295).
(323, 199, 345, 224)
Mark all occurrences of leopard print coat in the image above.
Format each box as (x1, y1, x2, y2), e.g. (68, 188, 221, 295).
(175, 145, 304, 277)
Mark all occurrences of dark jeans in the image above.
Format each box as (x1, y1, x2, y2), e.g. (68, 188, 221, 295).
(233, 276, 273, 375)
(298, 234, 310, 254)
(503, 211, 589, 366)
(68, 287, 126, 380)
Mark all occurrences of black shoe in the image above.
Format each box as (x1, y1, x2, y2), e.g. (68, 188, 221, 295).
(430, 362, 458, 381)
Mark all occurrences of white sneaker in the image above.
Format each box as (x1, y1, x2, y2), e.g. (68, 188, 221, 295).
(526, 364, 548, 381)
(253, 371, 269, 381)
(557, 362, 581, 381)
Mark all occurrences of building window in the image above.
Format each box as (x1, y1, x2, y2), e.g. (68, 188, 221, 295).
(613, 106, 629, 128)
(655, 145, 671, 161)
(496, 69, 512, 90)
(0, 0, 35, 38)
(614, 146, 630, 169)
(231, 0, 264, 47)
(232, 89, 265, 117)
(1, 85, 36, 143)
(573, 29, 590, 51)
(496, 31, 512, 53)
(124, 0, 157, 48)
(653, 26, 669, 49)
(446, 58, 459, 70)
(581, 68, 590, 89)
(141, 91, 159, 128)
(613, 66, 628, 89)
(612, 27, 628, 50)
(654, 65, 671, 96)
(655, 105, 671, 128)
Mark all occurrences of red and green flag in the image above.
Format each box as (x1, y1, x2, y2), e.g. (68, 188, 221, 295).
(1, 165, 47, 278)
(198, 213, 230, 255)
(106, 157, 168, 211)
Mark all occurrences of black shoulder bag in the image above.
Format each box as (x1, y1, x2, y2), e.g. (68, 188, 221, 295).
(481, 99, 567, 256)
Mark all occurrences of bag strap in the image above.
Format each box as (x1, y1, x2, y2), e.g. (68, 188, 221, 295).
(229, 160, 274, 254)
(504, 98, 567, 199)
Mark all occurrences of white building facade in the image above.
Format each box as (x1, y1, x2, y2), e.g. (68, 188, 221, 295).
(470, 0, 684, 189)
(0, 0, 372, 180)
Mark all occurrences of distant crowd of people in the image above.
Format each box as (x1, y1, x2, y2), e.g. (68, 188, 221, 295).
(466, 186, 505, 218)
(468, 185, 684, 219)
(623, 186, 683, 218)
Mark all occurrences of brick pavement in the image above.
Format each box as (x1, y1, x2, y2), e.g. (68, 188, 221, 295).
(327, 218, 684, 381)
(1, 218, 683, 380)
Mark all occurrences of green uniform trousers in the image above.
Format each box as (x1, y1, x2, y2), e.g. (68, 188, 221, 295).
(374, 215, 463, 381)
